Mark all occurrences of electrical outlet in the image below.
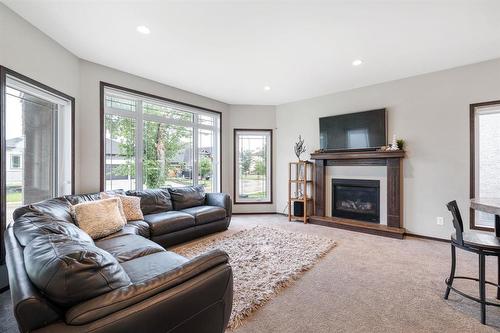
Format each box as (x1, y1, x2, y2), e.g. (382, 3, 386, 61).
(436, 217, 444, 226)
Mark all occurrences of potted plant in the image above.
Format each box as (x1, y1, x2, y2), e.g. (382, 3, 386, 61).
(397, 139, 405, 150)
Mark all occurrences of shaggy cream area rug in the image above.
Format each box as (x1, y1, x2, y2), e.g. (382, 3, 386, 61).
(174, 226, 336, 329)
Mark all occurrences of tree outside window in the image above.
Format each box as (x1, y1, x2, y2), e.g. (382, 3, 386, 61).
(103, 86, 220, 192)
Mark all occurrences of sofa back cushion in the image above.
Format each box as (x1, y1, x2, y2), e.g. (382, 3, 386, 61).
(126, 189, 173, 214)
(65, 190, 126, 205)
(13, 197, 73, 224)
(13, 212, 93, 247)
(72, 198, 127, 239)
(168, 186, 206, 210)
(24, 234, 131, 307)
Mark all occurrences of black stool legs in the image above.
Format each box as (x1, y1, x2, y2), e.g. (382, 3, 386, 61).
(445, 201, 500, 326)
(444, 245, 487, 324)
(479, 252, 486, 324)
(497, 256, 500, 300)
(444, 244, 456, 300)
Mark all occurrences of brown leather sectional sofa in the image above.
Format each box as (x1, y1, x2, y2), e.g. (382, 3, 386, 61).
(5, 186, 233, 333)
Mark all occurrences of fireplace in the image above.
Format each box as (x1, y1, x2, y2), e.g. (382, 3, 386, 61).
(332, 179, 380, 223)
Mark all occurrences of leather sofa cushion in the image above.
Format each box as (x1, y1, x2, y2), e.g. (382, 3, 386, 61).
(143, 211, 195, 236)
(120, 251, 188, 283)
(98, 224, 141, 240)
(65, 190, 126, 205)
(127, 220, 150, 238)
(168, 186, 206, 210)
(65, 193, 100, 205)
(13, 212, 93, 247)
(205, 192, 232, 217)
(24, 234, 131, 307)
(13, 197, 73, 224)
(126, 189, 173, 214)
(77, 222, 150, 240)
(5, 227, 62, 332)
(95, 234, 165, 263)
(66, 250, 229, 325)
(182, 206, 226, 225)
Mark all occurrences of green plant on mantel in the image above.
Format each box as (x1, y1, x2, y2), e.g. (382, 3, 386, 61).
(397, 139, 405, 150)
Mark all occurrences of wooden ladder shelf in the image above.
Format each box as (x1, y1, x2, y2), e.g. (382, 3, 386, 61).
(288, 161, 315, 223)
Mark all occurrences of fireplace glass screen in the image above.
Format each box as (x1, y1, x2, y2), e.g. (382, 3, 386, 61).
(332, 179, 380, 223)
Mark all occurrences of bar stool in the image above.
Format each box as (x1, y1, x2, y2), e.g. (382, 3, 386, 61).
(444, 200, 500, 324)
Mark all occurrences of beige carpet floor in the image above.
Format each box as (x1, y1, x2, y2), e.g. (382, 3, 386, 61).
(174, 226, 335, 329)
(206, 214, 500, 333)
(2, 214, 500, 332)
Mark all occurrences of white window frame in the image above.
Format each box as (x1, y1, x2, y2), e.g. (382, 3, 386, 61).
(6, 75, 73, 197)
(234, 129, 273, 204)
(102, 85, 221, 192)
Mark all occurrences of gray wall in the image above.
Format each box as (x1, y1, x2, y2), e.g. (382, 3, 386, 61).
(0, 3, 79, 98)
(229, 105, 276, 213)
(0, 4, 232, 195)
(0, 3, 81, 188)
(275, 58, 500, 239)
(78, 60, 230, 193)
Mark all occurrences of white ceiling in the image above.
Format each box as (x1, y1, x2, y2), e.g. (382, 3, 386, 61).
(4, 0, 500, 105)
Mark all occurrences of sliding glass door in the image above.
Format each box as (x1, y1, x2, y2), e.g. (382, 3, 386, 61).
(2, 69, 74, 227)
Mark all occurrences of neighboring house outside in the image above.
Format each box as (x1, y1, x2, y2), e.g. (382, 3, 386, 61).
(173, 146, 213, 179)
(6, 137, 24, 225)
(105, 137, 129, 180)
(6, 137, 23, 190)
(105, 137, 213, 189)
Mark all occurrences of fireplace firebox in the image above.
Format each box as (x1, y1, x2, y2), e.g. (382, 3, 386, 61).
(332, 179, 380, 223)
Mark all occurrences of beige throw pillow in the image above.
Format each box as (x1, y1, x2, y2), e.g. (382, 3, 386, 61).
(73, 198, 126, 239)
(101, 192, 144, 221)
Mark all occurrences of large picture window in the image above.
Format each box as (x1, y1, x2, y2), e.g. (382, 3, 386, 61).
(470, 101, 500, 230)
(1, 66, 75, 265)
(101, 83, 221, 192)
(234, 129, 272, 204)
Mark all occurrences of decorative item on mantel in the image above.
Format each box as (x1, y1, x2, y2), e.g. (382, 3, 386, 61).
(379, 135, 405, 151)
(389, 134, 398, 150)
(294, 135, 307, 161)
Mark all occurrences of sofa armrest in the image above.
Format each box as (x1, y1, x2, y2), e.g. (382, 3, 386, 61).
(205, 192, 232, 217)
(4, 227, 61, 333)
(65, 249, 232, 326)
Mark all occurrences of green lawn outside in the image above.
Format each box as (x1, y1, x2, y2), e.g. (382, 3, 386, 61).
(240, 174, 266, 180)
(7, 192, 22, 203)
(245, 191, 266, 199)
(164, 178, 213, 191)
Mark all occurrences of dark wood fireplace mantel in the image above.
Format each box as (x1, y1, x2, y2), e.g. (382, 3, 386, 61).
(310, 150, 405, 239)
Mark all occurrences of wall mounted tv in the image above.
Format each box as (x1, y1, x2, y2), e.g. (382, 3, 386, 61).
(319, 109, 387, 151)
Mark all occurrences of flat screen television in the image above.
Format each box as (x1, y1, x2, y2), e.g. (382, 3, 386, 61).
(319, 109, 387, 151)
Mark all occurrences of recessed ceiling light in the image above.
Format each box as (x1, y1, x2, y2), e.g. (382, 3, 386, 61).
(264, 86, 271, 91)
(352, 59, 363, 66)
(136, 25, 151, 34)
